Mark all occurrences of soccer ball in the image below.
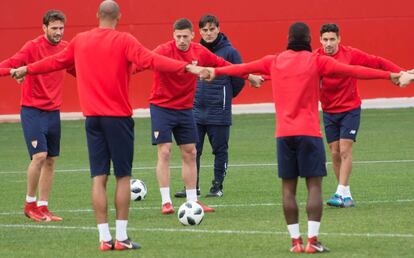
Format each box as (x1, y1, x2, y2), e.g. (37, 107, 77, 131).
(178, 201, 204, 226)
(130, 179, 147, 201)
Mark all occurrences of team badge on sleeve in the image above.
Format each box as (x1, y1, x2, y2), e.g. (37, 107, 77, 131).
(154, 131, 159, 139)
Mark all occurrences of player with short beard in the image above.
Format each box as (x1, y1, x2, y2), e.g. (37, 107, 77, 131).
(0, 10, 74, 223)
(316, 23, 403, 208)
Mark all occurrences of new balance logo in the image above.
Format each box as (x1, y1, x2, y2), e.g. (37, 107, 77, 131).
(349, 130, 356, 135)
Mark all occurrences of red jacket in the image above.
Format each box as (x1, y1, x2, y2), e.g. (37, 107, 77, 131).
(316, 45, 402, 113)
(27, 28, 188, 116)
(0, 36, 73, 111)
(149, 41, 229, 110)
(215, 51, 390, 138)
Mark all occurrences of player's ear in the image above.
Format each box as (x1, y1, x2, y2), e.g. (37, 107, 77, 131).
(42, 24, 47, 34)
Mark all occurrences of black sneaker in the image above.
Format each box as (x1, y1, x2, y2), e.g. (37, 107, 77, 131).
(174, 187, 201, 198)
(206, 181, 223, 197)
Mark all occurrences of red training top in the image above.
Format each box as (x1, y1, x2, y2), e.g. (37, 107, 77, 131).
(215, 50, 390, 138)
(316, 45, 402, 113)
(27, 28, 188, 116)
(0, 35, 73, 111)
(149, 41, 229, 110)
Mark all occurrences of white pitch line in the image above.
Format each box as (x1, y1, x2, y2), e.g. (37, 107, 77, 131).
(0, 159, 414, 174)
(0, 224, 412, 238)
(0, 199, 412, 216)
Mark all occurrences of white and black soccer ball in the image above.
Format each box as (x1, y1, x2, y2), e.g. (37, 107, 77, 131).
(130, 179, 147, 201)
(178, 201, 204, 226)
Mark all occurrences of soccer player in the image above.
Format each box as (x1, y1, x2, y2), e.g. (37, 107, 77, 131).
(149, 18, 230, 214)
(0, 10, 74, 222)
(174, 14, 245, 198)
(12, 0, 198, 251)
(316, 24, 403, 208)
(198, 22, 400, 253)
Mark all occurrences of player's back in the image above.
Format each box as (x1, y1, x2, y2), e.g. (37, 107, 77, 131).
(271, 50, 322, 138)
(71, 28, 134, 116)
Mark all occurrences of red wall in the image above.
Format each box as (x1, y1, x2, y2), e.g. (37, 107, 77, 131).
(0, 0, 413, 114)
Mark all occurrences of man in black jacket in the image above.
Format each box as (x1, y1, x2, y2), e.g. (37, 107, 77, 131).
(175, 14, 244, 198)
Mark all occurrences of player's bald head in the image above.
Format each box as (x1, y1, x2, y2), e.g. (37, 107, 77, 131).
(98, 0, 120, 20)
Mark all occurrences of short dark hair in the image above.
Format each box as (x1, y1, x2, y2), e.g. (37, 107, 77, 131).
(198, 14, 219, 28)
(320, 23, 339, 36)
(173, 18, 193, 31)
(43, 10, 66, 26)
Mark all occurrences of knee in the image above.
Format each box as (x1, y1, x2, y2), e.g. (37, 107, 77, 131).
(158, 147, 171, 162)
(31, 152, 48, 167)
(330, 147, 340, 159)
(340, 149, 352, 160)
(282, 190, 296, 205)
(283, 196, 298, 211)
(182, 147, 197, 161)
(44, 157, 56, 168)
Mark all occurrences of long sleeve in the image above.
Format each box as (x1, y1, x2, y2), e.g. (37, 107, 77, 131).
(125, 35, 187, 73)
(0, 68, 11, 76)
(318, 55, 390, 80)
(27, 42, 75, 75)
(215, 55, 274, 77)
(350, 47, 403, 72)
(0, 41, 32, 68)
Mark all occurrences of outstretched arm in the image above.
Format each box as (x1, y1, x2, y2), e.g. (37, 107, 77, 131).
(201, 55, 275, 81)
(125, 35, 188, 73)
(318, 55, 398, 82)
(25, 44, 75, 76)
(0, 41, 33, 69)
(0, 68, 11, 76)
(351, 47, 403, 72)
(216, 55, 274, 77)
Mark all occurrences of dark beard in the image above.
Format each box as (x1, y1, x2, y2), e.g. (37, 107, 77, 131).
(46, 34, 61, 45)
